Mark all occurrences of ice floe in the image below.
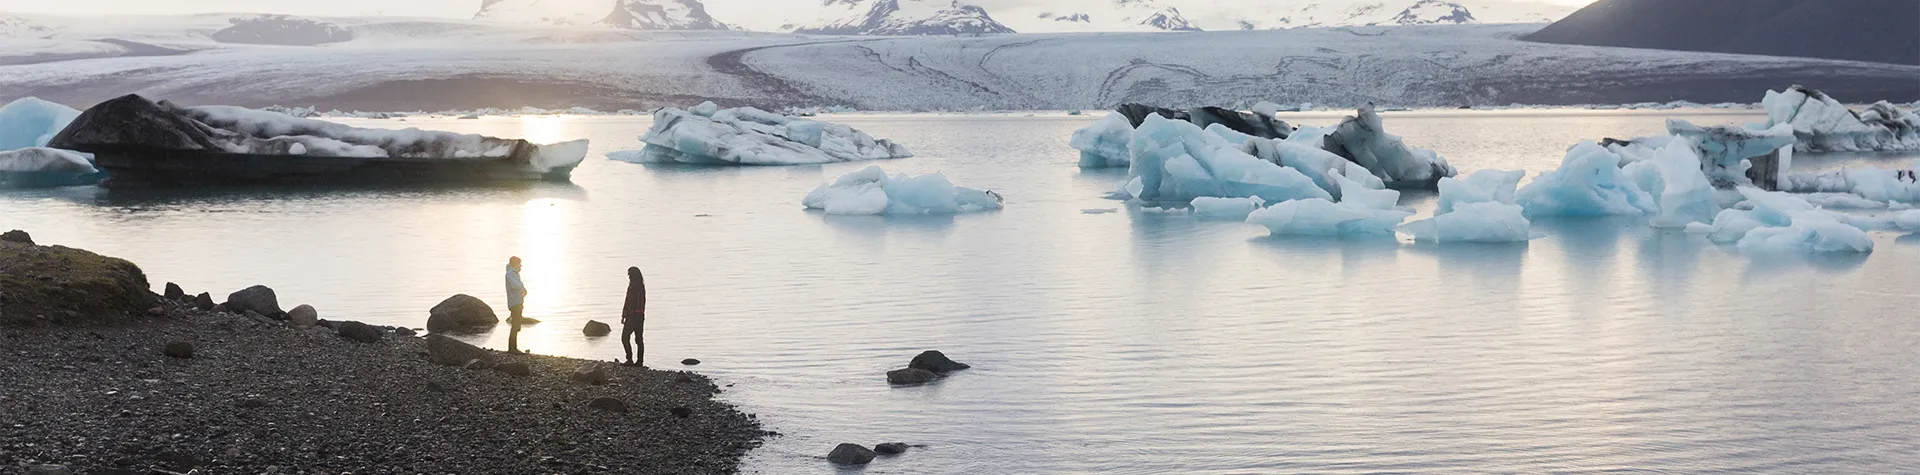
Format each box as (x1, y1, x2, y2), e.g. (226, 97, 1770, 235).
(1191, 196, 1266, 220)
(0, 97, 80, 150)
(611, 102, 911, 166)
(1117, 114, 1331, 205)
(1247, 173, 1410, 237)
(1700, 187, 1875, 253)
(1403, 170, 1531, 243)
(802, 166, 1002, 215)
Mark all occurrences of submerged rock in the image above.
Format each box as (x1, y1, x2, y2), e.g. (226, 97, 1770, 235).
(427, 294, 498, 332)
(887, 368, 938, 385)
(908, 350, 971, 373)
(583, 320, 611, 337)
(874, 442, 909, 455)
(681, 358, 701, 366)
(827, 443, 877, 465)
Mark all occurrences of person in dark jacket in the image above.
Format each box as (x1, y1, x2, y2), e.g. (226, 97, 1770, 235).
(621, 267, 646, 366)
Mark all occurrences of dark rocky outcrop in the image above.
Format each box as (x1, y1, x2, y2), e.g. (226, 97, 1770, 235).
(583, 320, 611, 337)
(908, 350, 970, 373)
(588, 397, 628, 413)
(426, 333, 491, 366)
(224, 285, 284, 318)
(886, 368, 938, 385)
(0, 229, 32, 244)
(1525, 0, 1920, 66)
(874, 442, 909, 455)
(427, 294, 499, 333)
(193, 292, 216, 311)
(0, 237, 158, 326)
(163, 341, 194, 359)
(164, 282, 186, 301)
(336, 321, 381, 343)
(211, 15, 354, 46)
(827, 443, 877, 465)
(288, 304, 318, 328)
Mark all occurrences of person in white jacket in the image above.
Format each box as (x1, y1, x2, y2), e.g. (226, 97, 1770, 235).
(505, 256, 527, 354)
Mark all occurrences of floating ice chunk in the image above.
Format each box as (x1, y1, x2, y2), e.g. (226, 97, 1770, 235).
(1123, 114, 1331, 205)
(803, 166, 1003, 215)
(0, 147, 96, 174)
(1779, 164, 1920, 203)
(1800, 193, 1892, 209)
(1764, 86, 1920, 153)
(615, 105, 911, 166)
(1667, 119, 1795, 188)
(1436, 169, 1523, 214)
(1319, 104, 1456, 188)
(1191, 196, 1266, 219)
(1645, 141, 1720, 228)
(1333, 174, 1400, 211)
(1896, 210, 1920, 231)
(1706, 187, 1874, 253)
(0, 97, 81, 150)
(1247, 198, 1411, 236)
(1235, 132, 1382, 199)
(1071, 112, 1133, 168)
(186, 105, 535, 159)
(1401, 201, 1532, 243)
(1737, 220, 1875, 253)
(1516, 141, 1658, 216)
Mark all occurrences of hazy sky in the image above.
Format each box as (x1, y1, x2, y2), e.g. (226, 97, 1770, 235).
(4, 0, 1597, 19)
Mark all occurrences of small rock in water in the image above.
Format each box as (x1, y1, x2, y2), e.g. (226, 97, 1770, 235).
(288, 304, 318, 328)
(908, 350, 970, 374)
(827, 443, 877, 465)
(495, 361, 532, 376)
(1, 229, 33, 245)
(163, 282, 185, 301)
(583, 320, 611, 337)
(886, 368, 937, 385)
(162, 341, 194, 359)
(336, 321, 381, 343)
(681, 358, 700, 366)
(587, 397, 627, 413)
(874, 442, 909, 455)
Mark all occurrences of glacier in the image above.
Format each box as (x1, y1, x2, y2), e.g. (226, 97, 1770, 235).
(802, 166, 1003, 215)
(1403, 170, 1531, 243)
(1515, 141, 1659, 217)
(610, 102, 911, 166)
(0, 97, 81, 150)
(1764, 86, 1920, 153)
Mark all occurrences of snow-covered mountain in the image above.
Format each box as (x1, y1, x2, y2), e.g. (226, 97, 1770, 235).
(979, 0, 1577, 32)
(473, 0, 729, 30)
(1028, 0, 1199, 32)
(0, 15, 55, 38)
(790, 0, 1016, 35)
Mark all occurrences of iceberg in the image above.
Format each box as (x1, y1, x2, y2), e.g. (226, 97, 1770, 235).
(1516, 141, 1659, 216)
(0, 147, 100, 188)
(0, 97, 81, 150)
(1246, 174, 1409, 236)
(802, 166, 1003, 215)
(1319, 104, 1456, 188)
(613, 102, 911, 166)
(1704, 187, 1874, 253)
(1118, 114, 1331, 205)
(1232, 130, 1384, 200)
(1666, 119, 1795, 189)
(1071, 112, 1135, 169)
(1779, 164, 1920, 203)
(1403, 169, 1531, 243)
(1764, 86, 1920, 153)
(1190, 196, 1266, 219)
(1640, 140, 1721, 228)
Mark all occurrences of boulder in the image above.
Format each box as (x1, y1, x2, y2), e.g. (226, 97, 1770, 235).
(225, 285, 284, 318)
(681, 358, 701, 366)
(288, 304, 318, 328)
(0, 229, 32, 244)
(193, 293, 215, 311)
(336, 321, 381, 343)
(874, 442, 909, 455)
(0, 239, 159, 326)
(669, 407, 692, 418)
(908, 350, 971, 373)
(495, 361, 531, 376)
(427, 294, 498, 332)
(583, 320, 611, 337)
(426, 334, 491, 366)
(827, 443, 877, 465)
(887, 368, 938, 385)
(162, 341, 193, 359)
(163, 282, 185, 301)
(571, 364, 610, 385)
(587, 397, 627, 413)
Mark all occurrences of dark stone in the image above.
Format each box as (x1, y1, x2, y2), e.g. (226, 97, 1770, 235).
(427, 294, 498, 333)
(887, 368, 938, 385)
(336, 321, 380, 343)
(162, 341, 193, 359)
(827, 443, 877, 465)
(224, 285, 284, 318)
(426, 334, 490, 366)
(495, 361, 531, 376)
(583, 320, 611, 337)
(0, 230, 31, 244)
(669, 407, 692, 418)
(571, 364, 610, 385)
(681, 358, 700, 366)
(587, 397, 627, 413)
(908, 350, 971, 374)
(163, 282, 185, 301)
(874, 442, 909, 455)
(288, 304, 318, 328)
(193, 292, 215, 311)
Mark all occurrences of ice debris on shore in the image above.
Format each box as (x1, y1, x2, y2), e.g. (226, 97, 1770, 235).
(1403, 170, 1531, 243)
(610, 102, 911, 166)
(803, 166, 1002, 215)
(1765, 86, 1920, 153)
(0, 97, 80, 150)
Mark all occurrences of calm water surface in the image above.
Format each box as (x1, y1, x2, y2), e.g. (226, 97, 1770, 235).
(5, 110, 1920, 474)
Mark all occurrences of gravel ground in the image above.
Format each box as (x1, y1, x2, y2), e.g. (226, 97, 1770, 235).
(0, 301, 769, 474)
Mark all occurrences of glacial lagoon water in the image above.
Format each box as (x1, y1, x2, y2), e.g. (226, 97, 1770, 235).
(5, 110, 1920, 473)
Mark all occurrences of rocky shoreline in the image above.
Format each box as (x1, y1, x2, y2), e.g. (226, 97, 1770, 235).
(0, 233, 769, 474)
